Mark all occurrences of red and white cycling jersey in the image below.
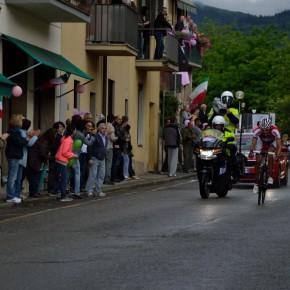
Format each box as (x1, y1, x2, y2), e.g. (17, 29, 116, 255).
(253, 125, 281, 150)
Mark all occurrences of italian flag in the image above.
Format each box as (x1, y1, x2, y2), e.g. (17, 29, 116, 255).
(190, 79, 209, 106)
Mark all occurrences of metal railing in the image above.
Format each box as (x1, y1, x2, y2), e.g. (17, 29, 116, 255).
(58, 0, 93, 15)
(86, 4, 138, 50)
(164, 33, 179, 64)
(137, 29, 179, 65)
(179, 44, 202, 69)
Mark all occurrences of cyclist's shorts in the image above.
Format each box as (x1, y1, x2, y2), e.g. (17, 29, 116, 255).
(256, 138, 276, 152)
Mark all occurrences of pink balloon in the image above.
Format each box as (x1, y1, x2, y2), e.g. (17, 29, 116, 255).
(12, 85, 23, 97)
(76, 84, 85, 94)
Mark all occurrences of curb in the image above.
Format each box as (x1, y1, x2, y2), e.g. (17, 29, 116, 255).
(0, 173, 195, 209)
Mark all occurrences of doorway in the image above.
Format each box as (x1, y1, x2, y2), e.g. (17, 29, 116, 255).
(34, 66, 55, 130)
(108, 79, 115, 117)
(2, 39, 28, 132)
(148, 102, 157, 171)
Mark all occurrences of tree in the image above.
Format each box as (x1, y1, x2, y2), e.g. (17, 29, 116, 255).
(193, 21, 290, 126)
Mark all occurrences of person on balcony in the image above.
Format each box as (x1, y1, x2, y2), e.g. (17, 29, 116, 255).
(188, 21, 198, 47)
(175, 15, 185, 32)
(138, 6, 150, 59)
(154, 7, 172, 59)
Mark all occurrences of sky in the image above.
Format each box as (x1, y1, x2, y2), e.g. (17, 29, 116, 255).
(197, 0, 290, 16)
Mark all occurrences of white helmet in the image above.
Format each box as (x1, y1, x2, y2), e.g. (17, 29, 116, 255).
(221, 91, 234, 106)
(260, 118, 272, 129)
(212, 115, 226, 125)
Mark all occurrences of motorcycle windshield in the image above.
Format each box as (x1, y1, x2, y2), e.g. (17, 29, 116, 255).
(201, 129, 223, 148)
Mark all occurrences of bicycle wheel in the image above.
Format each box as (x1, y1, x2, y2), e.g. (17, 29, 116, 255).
(258, 165, 267, 205)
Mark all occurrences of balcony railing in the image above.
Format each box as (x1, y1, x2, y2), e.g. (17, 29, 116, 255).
(58, 0, 92, 15)
(179, 44, 202, 70)
(137, 29, 179, 65)
(86, 4, 138, 51)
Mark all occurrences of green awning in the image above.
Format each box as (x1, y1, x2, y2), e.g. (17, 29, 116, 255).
(5, 35, 93, 80)
(177, 0, 197, 14)
(0, 73, 15, 97)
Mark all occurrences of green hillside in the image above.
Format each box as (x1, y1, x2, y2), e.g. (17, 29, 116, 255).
(193, 3, 290, 34)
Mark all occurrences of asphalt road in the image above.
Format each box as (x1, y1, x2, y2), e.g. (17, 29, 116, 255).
(0, 176, 290, 290)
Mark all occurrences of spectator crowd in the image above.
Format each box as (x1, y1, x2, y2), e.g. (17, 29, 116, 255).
(0, 113, 139, 204)
(162, 104, 208, 177)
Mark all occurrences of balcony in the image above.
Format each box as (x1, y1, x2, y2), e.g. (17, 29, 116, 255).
(6, 0, 92, 22)
(135, 31, 179, 72)
(86, 4, 138, 56)
(179, 44, 202, 71)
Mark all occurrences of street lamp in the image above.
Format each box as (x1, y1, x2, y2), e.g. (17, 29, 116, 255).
(235, 91, 245, 113)
(235, 91, 245, 154)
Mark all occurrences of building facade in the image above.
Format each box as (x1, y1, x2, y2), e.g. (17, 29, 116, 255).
(0, 0, 202, 176)
(61, 0, 201, 174)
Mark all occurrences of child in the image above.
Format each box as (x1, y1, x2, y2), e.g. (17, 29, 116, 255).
(55, 125, 76, 202)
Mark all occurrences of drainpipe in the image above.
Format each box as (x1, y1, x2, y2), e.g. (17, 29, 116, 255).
(102, 56, 107, 120)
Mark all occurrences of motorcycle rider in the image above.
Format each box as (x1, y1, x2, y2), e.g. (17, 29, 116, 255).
(208, 91, 239, 133)
(249, 117, 282, 194)
(211, 115, 235, 143)
(208, 91, 240, 182)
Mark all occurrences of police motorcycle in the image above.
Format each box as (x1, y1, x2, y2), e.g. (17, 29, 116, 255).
(195, 116, 233, 199)
(209, 93, 246, 183)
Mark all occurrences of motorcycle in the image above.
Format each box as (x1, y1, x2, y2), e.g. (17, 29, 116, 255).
(195, 129, 232, 199)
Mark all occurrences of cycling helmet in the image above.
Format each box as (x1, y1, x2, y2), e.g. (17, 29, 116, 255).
(220, 91, 234, 107)
(212, 115, 226, 125)
(260, 118, 272, 129)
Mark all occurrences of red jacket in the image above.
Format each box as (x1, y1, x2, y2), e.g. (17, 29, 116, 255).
(55, 136, 75, 165)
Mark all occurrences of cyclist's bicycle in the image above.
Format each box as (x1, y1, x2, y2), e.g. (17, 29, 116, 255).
(254, 151, 275, 205)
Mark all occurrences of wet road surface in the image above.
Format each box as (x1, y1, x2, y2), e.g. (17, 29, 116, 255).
(0, 177, 290, 290)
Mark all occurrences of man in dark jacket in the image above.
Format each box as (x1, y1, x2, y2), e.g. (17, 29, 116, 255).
(47, 121, 65, 194)
(5, 116, 28, 203)
(163, 117, 181, 177)
(86, 122, 108, 198)
(27, 128, 55, 198)
(175, 15, 185, 32)
(154, 7, 172, 59)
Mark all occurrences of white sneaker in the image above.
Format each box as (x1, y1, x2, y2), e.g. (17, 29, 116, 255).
(253, 184, 259, 194)
(98, 192, 106, 197)
(6, 197, 22, 204)
(13, 197, 22, 204)
(267, 177, 274, 185)
(87, 192, 94, 197)
(6, 198, 15, 203)
(60, 197, 73, 202)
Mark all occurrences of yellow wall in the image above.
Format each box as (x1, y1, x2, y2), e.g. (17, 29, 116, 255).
(0, 2, 62, 131)
(61, 23, 101, 121)
(61, 24, 162, 174)
(0, 3, 61, 52)
(107, 57, 161, 173)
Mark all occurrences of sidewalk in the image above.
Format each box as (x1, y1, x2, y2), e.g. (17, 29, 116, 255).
(0, 172, 195, 208)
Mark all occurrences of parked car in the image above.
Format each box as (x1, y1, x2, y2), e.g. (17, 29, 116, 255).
(235, 133, 289, 187)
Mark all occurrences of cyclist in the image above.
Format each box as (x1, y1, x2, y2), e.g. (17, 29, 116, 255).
(249, 117, 282, 194)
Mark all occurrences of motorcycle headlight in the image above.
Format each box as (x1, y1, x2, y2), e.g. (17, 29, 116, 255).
(200, 150, 216, 160)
